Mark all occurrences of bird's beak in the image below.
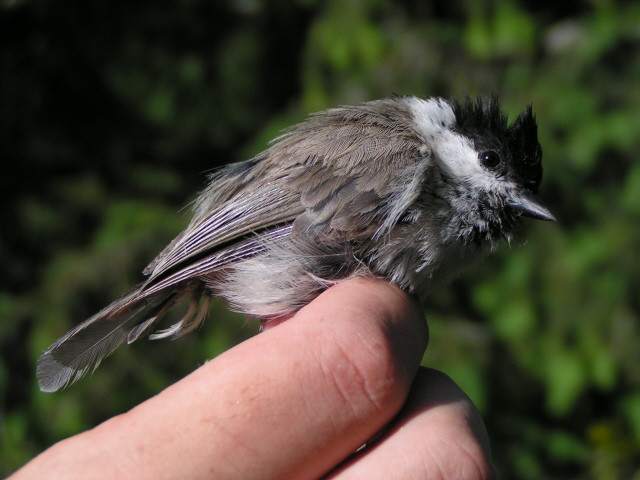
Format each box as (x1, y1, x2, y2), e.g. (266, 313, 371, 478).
(509, 193, 556, 222)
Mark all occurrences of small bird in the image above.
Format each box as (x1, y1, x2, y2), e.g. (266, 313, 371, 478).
(37, 95, 555, 392)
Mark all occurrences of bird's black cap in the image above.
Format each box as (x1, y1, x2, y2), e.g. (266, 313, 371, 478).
(452, 96, 543, 193)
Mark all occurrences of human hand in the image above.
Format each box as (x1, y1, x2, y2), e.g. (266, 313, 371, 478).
(11, 278, 493, 479)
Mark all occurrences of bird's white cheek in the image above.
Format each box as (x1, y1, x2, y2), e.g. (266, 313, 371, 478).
(433, 133, 482, 178)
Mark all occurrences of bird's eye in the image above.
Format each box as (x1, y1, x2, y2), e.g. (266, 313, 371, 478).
(479, 151, 501, 170)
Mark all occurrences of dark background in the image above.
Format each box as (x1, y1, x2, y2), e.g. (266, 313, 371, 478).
(2, 0, 640, 478)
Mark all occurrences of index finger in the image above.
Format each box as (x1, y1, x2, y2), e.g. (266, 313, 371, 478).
(12, 278, 427, 480)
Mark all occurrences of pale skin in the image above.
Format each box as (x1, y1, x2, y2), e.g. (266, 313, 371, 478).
(11, 278, 494, 479)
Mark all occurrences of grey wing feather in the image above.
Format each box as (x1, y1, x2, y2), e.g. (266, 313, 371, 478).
(144, 183, 301, 284)
(140, 225, 292, 298)
(144, 100, 430, 287)
(146, 98, 430, 275)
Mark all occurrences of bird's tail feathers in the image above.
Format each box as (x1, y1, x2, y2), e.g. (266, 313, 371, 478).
(37, 283, 207, 392)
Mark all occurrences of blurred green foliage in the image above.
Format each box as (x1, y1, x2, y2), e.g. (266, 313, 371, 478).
(1, 0, 639, 477)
